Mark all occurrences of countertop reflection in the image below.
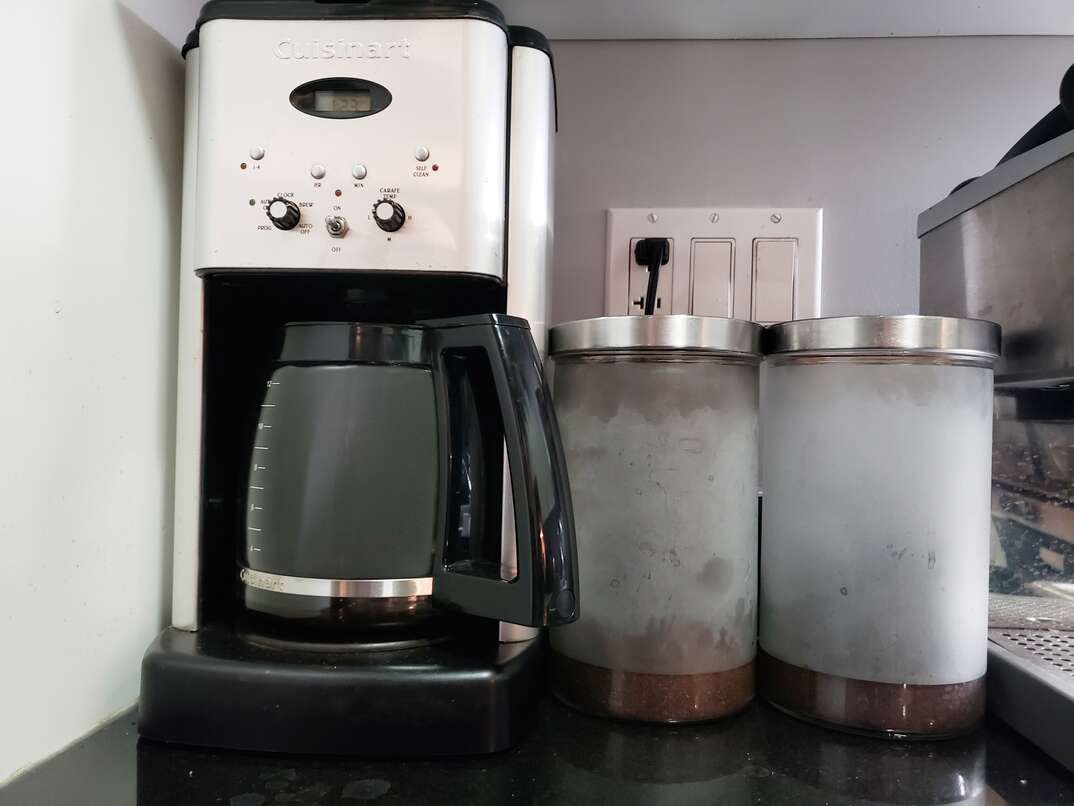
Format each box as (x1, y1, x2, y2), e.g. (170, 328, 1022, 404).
(3, 698, 1072, 805)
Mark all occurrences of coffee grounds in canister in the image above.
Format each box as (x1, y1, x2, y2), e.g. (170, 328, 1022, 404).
(758, 648, 984, 738)
(552, 652, 754, 723)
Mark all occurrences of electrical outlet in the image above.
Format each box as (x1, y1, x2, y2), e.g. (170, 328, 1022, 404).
(605, 208, 822, 321)
(627, 237, 674, 315)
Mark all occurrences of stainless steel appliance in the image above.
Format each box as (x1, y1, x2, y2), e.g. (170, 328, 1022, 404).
(138, 0, 578, 756)
(918, 67, 1074, 767)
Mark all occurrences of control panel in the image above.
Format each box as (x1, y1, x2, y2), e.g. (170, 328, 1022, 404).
(192, 19, 509, 277)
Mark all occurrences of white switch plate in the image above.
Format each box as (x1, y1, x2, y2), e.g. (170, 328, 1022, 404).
(604, 208, 822, 322)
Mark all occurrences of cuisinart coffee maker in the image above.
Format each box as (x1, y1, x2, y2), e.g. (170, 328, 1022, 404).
(138, 0, 578, 756)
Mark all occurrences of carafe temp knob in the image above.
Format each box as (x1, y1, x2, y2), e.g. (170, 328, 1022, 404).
(373, 198, 405, 232)
(267, 197, 301, 230)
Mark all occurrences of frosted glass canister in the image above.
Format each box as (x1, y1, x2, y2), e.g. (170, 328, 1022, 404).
(758, 315, 1001, 738)
(548, 316, 763, 722)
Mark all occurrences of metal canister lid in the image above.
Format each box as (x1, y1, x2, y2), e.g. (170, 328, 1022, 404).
(764, 315, 1001, 360)
(549, 315, 763, 357)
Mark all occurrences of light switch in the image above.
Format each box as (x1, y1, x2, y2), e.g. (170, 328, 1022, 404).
(628, 238, 674, 315)
(690, 239, 734, 317)
(752, 238, 797, 323)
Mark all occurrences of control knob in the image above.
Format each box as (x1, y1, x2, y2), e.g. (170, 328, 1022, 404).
(373, 198, 405, 233)
(267, 197, 300, 230)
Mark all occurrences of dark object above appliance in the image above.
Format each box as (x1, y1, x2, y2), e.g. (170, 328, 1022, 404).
(947, 61, 1074, 193)
(918, 53, 1074, 387)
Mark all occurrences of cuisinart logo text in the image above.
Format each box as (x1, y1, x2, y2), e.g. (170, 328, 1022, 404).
(274, 38, 412, 60)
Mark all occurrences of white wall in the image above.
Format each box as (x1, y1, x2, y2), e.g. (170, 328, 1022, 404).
(0, 0, 195, 783)
(549, 37, 1074, 323)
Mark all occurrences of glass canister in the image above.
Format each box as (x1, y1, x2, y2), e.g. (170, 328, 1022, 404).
(548, 315, 763, 722)
(758, 315, 1001, 738)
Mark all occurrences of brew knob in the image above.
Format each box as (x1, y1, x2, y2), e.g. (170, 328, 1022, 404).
(267, 197, 300, 230)
(373, 198, 405, 232)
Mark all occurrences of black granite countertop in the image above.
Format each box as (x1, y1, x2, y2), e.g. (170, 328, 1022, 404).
(3, 698, 1072, 805)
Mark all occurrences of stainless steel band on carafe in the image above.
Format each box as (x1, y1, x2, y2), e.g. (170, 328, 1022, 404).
(239, 569, 434, 599)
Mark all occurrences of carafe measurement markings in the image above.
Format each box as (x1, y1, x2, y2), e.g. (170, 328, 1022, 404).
(249, 380, 273, 557)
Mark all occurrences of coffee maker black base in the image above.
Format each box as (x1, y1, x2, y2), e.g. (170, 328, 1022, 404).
(139, 624, 543, 756)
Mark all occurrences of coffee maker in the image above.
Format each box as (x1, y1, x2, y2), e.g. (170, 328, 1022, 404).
(138, 0, 578, 756)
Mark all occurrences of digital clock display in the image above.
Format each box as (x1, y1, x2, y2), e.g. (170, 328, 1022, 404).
(313, 90, 372, 114)
(289, 78, 391, 119)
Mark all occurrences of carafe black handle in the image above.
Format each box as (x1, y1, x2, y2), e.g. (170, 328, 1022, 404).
(424, 314, 578, 627)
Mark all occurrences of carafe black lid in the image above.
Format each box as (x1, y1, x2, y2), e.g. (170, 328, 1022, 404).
(278, 314, 529, 364)
(279, 321, 429, 366)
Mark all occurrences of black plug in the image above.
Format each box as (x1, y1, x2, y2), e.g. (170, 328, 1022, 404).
(634, 238, 670, 315)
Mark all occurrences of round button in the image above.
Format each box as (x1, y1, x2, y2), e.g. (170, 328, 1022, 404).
(310, 164, 327, 180)
(249, 146, 265, 160)
(414, 146, 430, 162)
(267, 197, 301, 230)
(352, 164, 368, 180)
